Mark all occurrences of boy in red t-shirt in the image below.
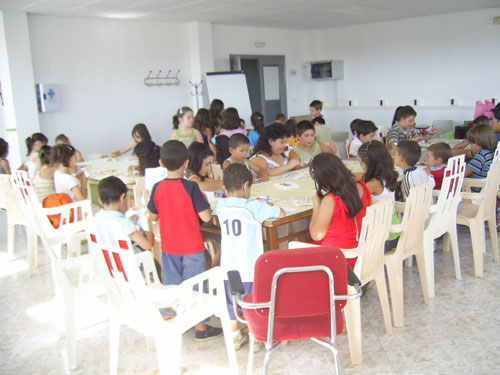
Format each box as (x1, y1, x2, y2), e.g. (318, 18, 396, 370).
(424, 142, 452, 190)
(148, 140, 222, 341)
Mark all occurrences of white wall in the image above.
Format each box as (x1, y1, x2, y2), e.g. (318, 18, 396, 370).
(29, 15, 194, 155)
(312, 8, 500, 131)
(212, 24, 315, 118)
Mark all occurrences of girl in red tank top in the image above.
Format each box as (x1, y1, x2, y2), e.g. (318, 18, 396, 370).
(309, 153, 371, 268)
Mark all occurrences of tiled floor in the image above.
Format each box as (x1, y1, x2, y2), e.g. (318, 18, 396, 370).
(1, 209, 499, 374)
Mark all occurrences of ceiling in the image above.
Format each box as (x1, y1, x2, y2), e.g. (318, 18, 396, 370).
(0, 0, 499, 30)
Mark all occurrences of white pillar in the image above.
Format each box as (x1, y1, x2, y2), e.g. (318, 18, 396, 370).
(187, 22, 214, 112)
(0, 11, 40, 169)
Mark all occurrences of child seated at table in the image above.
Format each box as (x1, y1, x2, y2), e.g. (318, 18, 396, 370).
(216, 163, 284, 350)
(223, 134, 269, 181)
(452, 115, 490, 159)
(289, 121, 335, 167)
(51, 144, 87, 201)
(110, 123, 152, 157)
(386, 106, 438, 147)
(464, 124, 496, 192)
(424, 142, 452, 190)
(55, 134, 84, 163)
(147, 140, 222, 341)
(348, 120, 378, 158)
(393, 140, 434, 201)
(33, 145, 56, 203)
(308, 153, 371, 269)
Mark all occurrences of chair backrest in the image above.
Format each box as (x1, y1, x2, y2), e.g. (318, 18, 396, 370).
(217, 206, 263, 282)
(0, 175, 26, 224)
(87, 220, 167, 332)
(13, 170, 91, 242)
(493, 142, 500, 163)
(252, 247, 348, 318)
(211, 163, 223, 180)
(427, 154, 466, 231)
(393, 182, 433, 259)
(376, 125, 390, 144)
(355, 198, 393, 282)
(481, 161, 500, 219)
(133, 176, 150, 209)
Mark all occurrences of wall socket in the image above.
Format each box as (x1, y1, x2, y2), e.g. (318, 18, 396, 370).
(494, 16, 500, 25)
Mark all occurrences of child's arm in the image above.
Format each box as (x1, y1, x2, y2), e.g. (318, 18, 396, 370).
(309, 193, 334, 241)
(198, 208, 212, 223)
(278, 208, 285, 218)
(188, 174, 223, 191)
(71, 185, 86, 201)
(0, 159, 11, 174)
(453, 140, 469, 149)
(252, 156, 299, 176)
(147, 210, 159, 222)
(248, 159, 269, 181)
(130, 230, 154, 250)
(75, 149, 84, 163)
(222, 160, 230, 170)
(170, 131, 178, 140)
(194, 129, 204, 143)
(110, 141, 135, 157)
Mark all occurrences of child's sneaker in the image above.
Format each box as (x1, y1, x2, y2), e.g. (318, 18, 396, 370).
(253, 341, 263, 353)
(233, 332, 249, 350)
(194, 325, 223, 342)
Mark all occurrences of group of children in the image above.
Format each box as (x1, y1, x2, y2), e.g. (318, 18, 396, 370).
(3, 98, 499, 352)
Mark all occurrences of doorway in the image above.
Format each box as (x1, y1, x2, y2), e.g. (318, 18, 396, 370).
(229, 54, 287, 124)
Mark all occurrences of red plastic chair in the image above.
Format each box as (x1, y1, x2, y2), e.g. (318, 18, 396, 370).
(228, 246, 362, 375)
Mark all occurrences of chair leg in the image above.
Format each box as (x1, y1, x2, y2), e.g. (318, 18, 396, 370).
(327, 344, 345, 375)
(385, 260, 404, 328)
(448, 225, 461, 280)
(423, 235, 436, 300)
(344, 287, 362, 364)
(109, 320, 120, 375)
(27, 231, 38, 276)
(375, 274, 393, 334)
(487, 218, 499, 262)
(247, 334, 255, 375)
(470, 221, 485, 278)
(64, 293, 77, 370)
(442, 232, 450, 253)
(219, 303, 238, 375)
(263, 346, 273, 375)
(7, 219, 15, 259)
(414, 250, 430, 306)
(155, 332, 182, 375)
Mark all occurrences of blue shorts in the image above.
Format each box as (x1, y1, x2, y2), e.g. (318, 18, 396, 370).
(224, 280, 253, 321)
(162, 250, 207, 286)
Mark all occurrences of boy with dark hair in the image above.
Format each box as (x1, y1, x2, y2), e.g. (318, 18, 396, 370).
(349, 120, 378, 157)
(275, 113, 286, 124)
(387, 105, 438, 146)
(147, 140, 222, 341)
(309, 100, 323, 118)
(216, 163, 284, 349)
(222, 134, 269, 181)
(95, 176, 154, 252)
(289, 120, 335, 166)
(393, 140, 434, 201)
(425, 142, 452, 189)
(312, 116, 332, 144)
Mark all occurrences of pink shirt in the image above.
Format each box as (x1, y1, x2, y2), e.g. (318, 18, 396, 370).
(219, 128, 247, 138)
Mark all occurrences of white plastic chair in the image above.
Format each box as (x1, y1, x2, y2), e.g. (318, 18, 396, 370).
(16, 182, 104, 370)
(289, 198, 394, 365)
(457, 161, 500, 277)
(0, 174, 38, 263)
(13, 170, 89, 261)
(376, 125, 390, 144)
(384, 182, 433, 327)
(423, 154, 466, 300)
(132, 176, 149, 208)
(87, 220, 238, 375)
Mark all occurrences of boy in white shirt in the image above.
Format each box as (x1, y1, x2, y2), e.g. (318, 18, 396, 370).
(393, 140, 434, 201)
(349, 120, 378, 157)
(216, 163, 284, 350)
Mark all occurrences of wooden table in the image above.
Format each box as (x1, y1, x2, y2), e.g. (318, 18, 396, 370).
(203, 160, 363, 250)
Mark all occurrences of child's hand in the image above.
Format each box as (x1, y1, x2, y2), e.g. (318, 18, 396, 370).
(428, 127, 439, 135)
(424, 167, 431, 175)
(128, 165, 137, 174)
(109, 151, 119, 158)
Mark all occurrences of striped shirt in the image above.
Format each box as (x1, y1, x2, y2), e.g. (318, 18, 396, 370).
(400, 166, 434, 201)
(386, 123, 419, 144)
(467, 148, 494, 192)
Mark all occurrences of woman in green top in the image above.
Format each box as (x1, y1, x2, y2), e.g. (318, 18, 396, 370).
(171, 106, 203, 147)
(289, 120, 335, 167)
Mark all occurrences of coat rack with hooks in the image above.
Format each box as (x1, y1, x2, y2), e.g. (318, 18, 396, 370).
(144, 70, 180, 87)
